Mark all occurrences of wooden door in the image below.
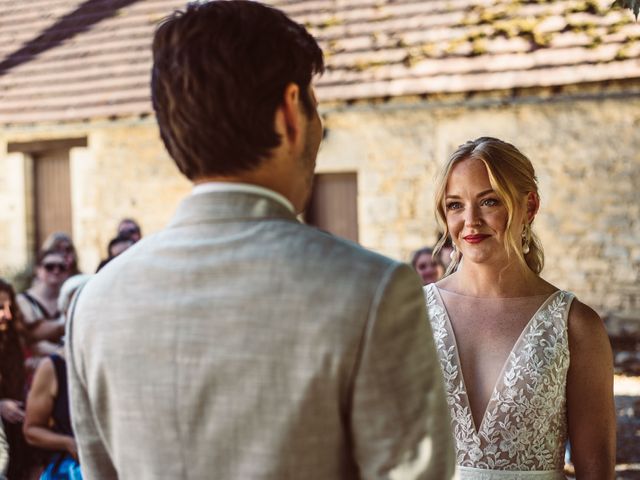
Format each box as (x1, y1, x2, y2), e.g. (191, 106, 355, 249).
(33, 148, 72, 249)
(305, 173, 358, 242)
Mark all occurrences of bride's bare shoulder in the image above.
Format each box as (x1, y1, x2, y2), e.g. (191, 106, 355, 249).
(567, 298, 605, 339)
(565, 297, 611, 370)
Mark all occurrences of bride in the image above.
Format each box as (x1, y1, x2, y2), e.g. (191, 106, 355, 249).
(425, 137, 615, 479)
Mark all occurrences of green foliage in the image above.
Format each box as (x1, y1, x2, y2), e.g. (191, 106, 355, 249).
(4, 262, 34, 293)
(613, 0, 640, 19)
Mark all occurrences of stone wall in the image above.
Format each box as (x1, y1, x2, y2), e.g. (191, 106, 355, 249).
(0, 151, 31, 270)
(0, 120, 190, 274)
(75, 123, 190, 270)
(317, 94, 640, 317)
(0, 93, 638, 317)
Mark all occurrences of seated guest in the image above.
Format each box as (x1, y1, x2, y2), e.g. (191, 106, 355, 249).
(410, 246, 445, 285)
(23, 276, 90, 480)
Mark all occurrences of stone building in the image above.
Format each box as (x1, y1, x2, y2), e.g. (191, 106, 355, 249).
(0, 0, 639, 319)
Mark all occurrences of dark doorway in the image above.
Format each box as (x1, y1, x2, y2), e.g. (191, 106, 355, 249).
(305, 173, 358, 242)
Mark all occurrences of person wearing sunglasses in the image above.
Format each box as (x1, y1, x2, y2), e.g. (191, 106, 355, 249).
(41, 233, 81, 277)
(16, 250, 69, 373)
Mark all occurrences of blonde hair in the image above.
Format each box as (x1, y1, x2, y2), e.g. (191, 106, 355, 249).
(434, 137, 544, 276)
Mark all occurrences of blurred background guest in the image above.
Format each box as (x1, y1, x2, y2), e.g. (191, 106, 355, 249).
(16, 251, 68, 369)
(116, 218, 141, 243)
(41, 234, 80, 278)
(0, 279, 36, 480)
(410, 246, 445, 285)
(95, 235, 135, 273)
(23, 275, 90, 480)
(0, 419, 7, 479)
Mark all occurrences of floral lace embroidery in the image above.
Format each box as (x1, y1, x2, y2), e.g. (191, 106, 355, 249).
(425, 285, 573, 471)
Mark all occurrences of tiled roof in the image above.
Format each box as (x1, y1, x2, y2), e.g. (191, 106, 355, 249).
(0, 0, 639, 125)
(299, 0, 640, 101)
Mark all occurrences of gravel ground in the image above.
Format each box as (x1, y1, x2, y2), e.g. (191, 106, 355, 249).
(564, 376, 640, 479)
(615, 375, 640, 479)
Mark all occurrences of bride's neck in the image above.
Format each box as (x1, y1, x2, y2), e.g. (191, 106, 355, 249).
(445, 259, 543, 298)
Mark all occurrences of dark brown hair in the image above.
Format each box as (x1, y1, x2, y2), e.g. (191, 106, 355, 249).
(0, 278, 25, 401)
(410, 247, 444, 270)
(151, 0, 324, 179)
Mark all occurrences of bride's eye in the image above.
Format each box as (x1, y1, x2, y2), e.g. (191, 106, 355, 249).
(481, 198, 500, 207)
(446, 201, 462, 211)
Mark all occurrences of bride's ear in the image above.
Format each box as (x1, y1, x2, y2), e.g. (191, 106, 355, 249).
(525, 192, 540, 223)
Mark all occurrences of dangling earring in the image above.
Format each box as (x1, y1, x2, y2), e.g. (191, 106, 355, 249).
(450, 244, 458, 261)
(522, 224, 531, 254)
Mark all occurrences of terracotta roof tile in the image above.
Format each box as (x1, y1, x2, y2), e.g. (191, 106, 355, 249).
(0, 0, 639, 126)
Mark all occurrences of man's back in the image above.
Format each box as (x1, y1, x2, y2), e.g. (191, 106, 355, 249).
(67, 191, 454, 479)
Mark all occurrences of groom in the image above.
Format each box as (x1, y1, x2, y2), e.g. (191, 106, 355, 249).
(66, 2, 454, 478)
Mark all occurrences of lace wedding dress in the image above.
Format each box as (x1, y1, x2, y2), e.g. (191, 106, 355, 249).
(425, 284, 575, 480)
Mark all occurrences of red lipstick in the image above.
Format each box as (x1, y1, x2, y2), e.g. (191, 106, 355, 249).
(464, 234, 490, 244)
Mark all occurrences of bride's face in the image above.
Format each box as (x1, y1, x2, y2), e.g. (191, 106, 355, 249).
(444, 158, 519, 267)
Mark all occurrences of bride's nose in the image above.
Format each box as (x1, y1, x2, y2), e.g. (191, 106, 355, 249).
(464, 205, 482, 226)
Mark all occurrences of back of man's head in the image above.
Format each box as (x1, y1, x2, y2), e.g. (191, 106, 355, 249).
(151, 0, 324, 180)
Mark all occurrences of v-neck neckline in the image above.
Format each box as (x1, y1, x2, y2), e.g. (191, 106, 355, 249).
(432, 285, 560, 437)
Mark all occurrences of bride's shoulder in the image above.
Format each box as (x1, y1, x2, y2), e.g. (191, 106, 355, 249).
(567, 298, 602, 328)
(543, 278, 603, 330)
(530, 276, 605, 345)
(566, 298, 609, 354)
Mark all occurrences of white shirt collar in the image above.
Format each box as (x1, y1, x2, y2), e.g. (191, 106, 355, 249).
(191, 182, 294, 213)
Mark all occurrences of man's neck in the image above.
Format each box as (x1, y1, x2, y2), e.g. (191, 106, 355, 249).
(192, 181, 295, 213)
(194, 163, 302, 212)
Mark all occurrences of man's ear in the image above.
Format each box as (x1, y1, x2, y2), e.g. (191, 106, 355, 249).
(274, 83, 302, 147)
(526, 191, 540, 223)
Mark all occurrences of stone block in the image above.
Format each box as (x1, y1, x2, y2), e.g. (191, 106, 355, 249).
(606, 311, 640, 340)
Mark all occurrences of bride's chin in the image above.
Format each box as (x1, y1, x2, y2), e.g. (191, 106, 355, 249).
(461, 249, 506, 266)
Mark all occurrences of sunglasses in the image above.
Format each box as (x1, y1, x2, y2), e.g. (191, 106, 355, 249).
(43, 262, 68, 273)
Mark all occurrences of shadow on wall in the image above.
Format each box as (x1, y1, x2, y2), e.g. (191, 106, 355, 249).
(0, 0, 141, 76)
